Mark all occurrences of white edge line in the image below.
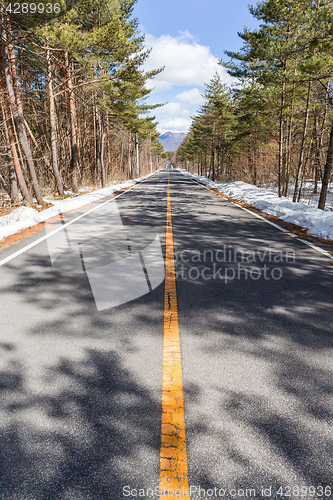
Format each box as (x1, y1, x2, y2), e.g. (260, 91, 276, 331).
(182, 173, 333, 262)
(0, 171, 159, 267)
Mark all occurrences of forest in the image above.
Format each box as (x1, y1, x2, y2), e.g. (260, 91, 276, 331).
(176, 0, 333, 210)
(0, 0, 165, 211)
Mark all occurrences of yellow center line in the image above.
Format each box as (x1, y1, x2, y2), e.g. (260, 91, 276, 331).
(159, 173, 190, 499)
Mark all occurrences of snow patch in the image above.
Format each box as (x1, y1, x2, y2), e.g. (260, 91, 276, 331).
(0, 173, 153, 242)
(178, 169, 333, 241)
(0, 207, 39, 227)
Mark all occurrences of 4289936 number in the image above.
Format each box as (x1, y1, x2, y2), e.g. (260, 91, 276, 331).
(276, 485, 332, 497)
(6, 3, 61, 14)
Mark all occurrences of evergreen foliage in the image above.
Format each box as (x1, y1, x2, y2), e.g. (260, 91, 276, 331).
(0, 0, 165, 204)
(177, 0, 333, 209)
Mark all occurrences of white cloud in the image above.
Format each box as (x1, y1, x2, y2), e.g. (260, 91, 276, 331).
(156, 102, 189, 116)
(142, 31, 233, 134)
(157, 116, 192, 135)
(175, 88, 204, 105)
(177, 30, 198, 42)
(144, 32, 232, 92)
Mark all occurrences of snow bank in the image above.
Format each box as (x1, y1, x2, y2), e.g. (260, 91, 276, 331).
(0, 207, 39, 227)
(178, 169, 333, 241)
(0, 173, 153, 242)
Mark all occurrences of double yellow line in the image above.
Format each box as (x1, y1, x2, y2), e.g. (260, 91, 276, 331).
(159, 174, 190, 499)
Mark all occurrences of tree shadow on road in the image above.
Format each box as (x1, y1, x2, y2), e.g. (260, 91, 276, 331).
(1, 172, 333, 498)
(170, 174, 333, 495)
(0, 349, 161, 500)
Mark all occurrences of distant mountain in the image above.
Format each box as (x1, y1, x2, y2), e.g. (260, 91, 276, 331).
(158, 132, 186, 152)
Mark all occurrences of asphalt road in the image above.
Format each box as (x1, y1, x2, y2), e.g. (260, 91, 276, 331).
(0, 169, 332, 500)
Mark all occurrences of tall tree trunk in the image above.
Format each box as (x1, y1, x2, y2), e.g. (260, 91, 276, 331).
(293, 80, 312, 202)
(278, 60, 287, 197)
(46, 49, 64, 195)
(318, 122, 333, 210)
(1, 95, 19, 204)
(64, 51, 79, 192)
(297, 138, 313, 202)
(136, 133, 140, 177)
(9, 159, 20, 204)
(316, 83, 329, 188)
(211, 124, 216, 181)
(23, 116, 53, 183)
(221, 149, 225, 180)
(83, 109, 92, 167)
(284, 123, 292, 197)
(128, 133, 132, 178)
(207, 160, 212, 179)
(95, 107, 102, 183)
(320, 85, 329, 151)
(106, 115, 111, 169)
(211, 147, 215, 181)
(313, 113, 321, 194)
(3, 23, 43, 204)
(253, 126, 258, 185)
(100, 113, 106, 187)
(119, 131, 124, 173)
(0, 81, 32, 205)
(248, 132, 257, 185)
(6, 28, 43, 203)
(283, 83, 296, 196)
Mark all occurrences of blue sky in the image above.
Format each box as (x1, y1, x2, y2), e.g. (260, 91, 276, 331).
(133, 0, 261, 135)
